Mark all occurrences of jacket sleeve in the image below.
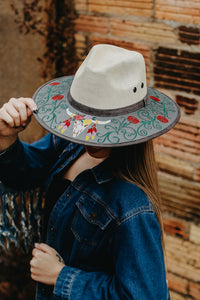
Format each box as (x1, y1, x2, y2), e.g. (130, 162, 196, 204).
(0, 134, 66, 189)
(54, 211, 170, 300)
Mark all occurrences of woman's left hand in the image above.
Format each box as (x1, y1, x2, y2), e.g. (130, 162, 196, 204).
(30, 243, 65, 285)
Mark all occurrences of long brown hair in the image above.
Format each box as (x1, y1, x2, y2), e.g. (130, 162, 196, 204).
(111, 140, 165, 249)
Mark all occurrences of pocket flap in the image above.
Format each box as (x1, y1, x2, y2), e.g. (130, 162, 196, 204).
(76, 195, 113, 230)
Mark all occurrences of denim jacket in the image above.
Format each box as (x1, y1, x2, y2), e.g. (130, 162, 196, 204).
(0, 134, 170, 300)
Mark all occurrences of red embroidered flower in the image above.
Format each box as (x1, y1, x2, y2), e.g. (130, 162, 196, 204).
(49, 82, 61, 86)
(150, 96, 160, 102)
(52, 95, 64, 100)
(74, 114, 84, 121)
(127, 116, 140, 124)
(157, 115, 168, 123)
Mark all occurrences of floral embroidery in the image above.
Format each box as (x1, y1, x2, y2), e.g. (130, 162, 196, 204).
(97, 117, 137, 144)
(52, 95, 64, 101)
(150, 96, 160, 102)
(35, 77, 178, 145)
(83, 118, 93, 126)
(74, 114, 84, 121)
(49, 82, 61, 86)
(127, 116, 140, 124)
(157, 115, 169, 123)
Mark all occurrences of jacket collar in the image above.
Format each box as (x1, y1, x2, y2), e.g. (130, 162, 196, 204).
(91, 157, 113, 184)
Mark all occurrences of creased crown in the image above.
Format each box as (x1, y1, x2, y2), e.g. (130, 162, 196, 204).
(70, 44, 147, 111)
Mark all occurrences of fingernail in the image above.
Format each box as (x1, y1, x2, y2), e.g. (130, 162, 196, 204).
(34, 243, 39, 247)
(33, 108, 38, 114)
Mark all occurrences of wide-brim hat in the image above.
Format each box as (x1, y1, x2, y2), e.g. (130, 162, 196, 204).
(33, 44, 180, 147)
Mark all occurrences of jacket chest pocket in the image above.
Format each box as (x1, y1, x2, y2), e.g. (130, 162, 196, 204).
(71, 194, 113, 247)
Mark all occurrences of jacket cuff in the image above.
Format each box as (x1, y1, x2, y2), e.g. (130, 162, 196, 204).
(53, 265, 81, 299)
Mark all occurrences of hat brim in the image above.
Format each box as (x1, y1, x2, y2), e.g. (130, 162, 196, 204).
(33, 76, 181, 147)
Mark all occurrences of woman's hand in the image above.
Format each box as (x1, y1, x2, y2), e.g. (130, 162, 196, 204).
(30, 243, 65, 286)
(0, 97, 37, 136)
(0, 97, 37, 151)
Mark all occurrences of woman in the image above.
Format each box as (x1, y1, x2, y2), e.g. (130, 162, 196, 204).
(0, 44, 180, 299)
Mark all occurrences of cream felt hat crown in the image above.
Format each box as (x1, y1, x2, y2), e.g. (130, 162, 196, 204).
(33, 44, 180, 147)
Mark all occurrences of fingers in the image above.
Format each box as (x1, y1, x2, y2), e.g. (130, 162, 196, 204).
(31, 244, 52, 262)
(30, 257, 40, 281)
(30, 272, 38, 282)
(10, 97, 37, 126)
(30, 247, 46, 270)
(0, 109, 16, 128)
(3, 102, 22, 127)
(34, 243, 55, 254)
(32, 247, 42, 258)
(11, 97, 37, 112)
(9, 98, 28, 125)
(30, 243, 65, 285)
(1, 97, 37, 128)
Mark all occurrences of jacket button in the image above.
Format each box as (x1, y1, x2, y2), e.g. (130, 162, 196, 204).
(50, 226, 54, 231)
(90, 212, 97, 219)
(67, 193, 70, 198)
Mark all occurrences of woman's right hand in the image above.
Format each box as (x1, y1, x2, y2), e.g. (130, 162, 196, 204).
(0, 97, 37, 150)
